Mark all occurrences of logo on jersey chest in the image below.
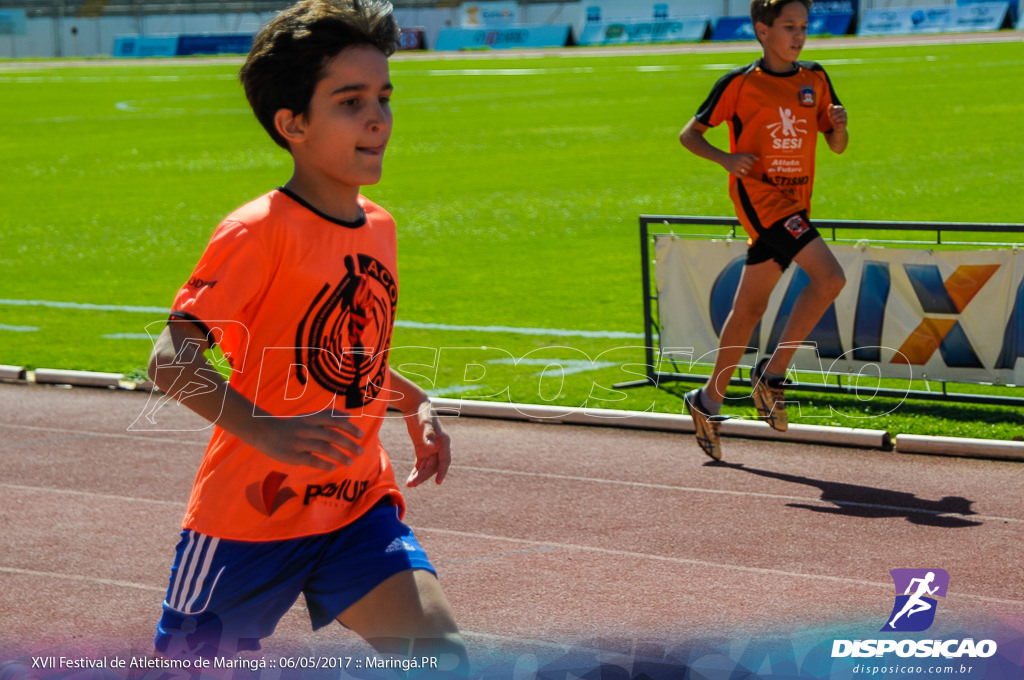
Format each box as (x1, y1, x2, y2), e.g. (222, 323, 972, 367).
(295, 253, 398, 408)
(799, 85, 816, 107)
(767, 106, 808, 150)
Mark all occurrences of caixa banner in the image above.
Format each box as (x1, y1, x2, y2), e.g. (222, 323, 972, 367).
(655, 236, 1024, 385)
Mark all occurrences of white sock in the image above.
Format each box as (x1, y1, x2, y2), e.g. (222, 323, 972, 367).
(700, 389, 722, 416)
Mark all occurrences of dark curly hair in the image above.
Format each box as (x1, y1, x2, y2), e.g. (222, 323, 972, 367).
(750, 0, 813, 31)
(239, 0, 400, 150)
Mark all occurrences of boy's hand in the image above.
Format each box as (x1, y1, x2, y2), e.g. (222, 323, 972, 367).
(828, 104, 848, 133)
(723, 152, 758, 178)
(249, 412, 365, 471)
(403, 399, 452, 488)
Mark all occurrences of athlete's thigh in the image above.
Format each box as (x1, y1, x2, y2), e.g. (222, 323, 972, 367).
(731, 258, 784, 315)
(791, 236, 843, 283)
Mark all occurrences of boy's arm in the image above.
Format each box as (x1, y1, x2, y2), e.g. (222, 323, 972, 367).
(824, 104, 849, 154)
(679, 117, 758, 178)
(148, 320, 364, 470)
(388, 367, 451, 487)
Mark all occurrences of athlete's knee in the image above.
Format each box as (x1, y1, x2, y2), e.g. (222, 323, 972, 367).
(411, 632, 470, 679)
(811, 268, 846, 300)
(829, 269, 847, 297)
(730, 298, 770, 325)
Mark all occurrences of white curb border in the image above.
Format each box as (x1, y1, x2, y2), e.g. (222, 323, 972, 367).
(430, 397, 892, 450)
(895, 434, 1024, 462)
(2, 367, 1021, 460)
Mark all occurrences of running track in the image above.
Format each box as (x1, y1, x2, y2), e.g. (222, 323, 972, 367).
(1, 382, 1022, 677)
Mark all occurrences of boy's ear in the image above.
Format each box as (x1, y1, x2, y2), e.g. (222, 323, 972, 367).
(754, 20, 768, 42)
(274, 108, 307, 145)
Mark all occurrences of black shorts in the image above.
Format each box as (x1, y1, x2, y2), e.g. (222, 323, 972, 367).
(746, 210, 820, 270)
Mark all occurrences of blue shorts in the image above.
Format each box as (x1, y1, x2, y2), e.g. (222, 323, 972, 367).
(154, 500, 435, 659)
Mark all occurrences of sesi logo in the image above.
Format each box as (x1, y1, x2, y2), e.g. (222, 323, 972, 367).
(767, 106, 808, 150)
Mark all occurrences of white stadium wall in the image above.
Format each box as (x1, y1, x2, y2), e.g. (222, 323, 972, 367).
(1, 12, 278, 58)
(1, 0, 1021, 59)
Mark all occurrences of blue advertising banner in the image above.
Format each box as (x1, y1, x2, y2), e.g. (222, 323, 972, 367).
(961, 0, 1017, 23)
(577, 17, 708, 45)
(711, 12, 853, 41)
(710, 16, 756, 41)
(859, 2, 1010, 35)
(0, 9, 27, 36)
(810, 0, 859, 15)
(112, 35, 180, 58)
(399, 27, 427, 50)
(175, 33, 253, 56)
(434, 24, 571, 50)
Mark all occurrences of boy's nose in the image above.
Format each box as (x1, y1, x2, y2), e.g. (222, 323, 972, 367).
(368, 105, 389, 131)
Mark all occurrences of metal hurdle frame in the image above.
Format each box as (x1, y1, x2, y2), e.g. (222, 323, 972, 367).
(619, 214, 1024, 407)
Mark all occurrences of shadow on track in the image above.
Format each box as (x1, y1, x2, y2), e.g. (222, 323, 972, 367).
(711, 461, 983, 528)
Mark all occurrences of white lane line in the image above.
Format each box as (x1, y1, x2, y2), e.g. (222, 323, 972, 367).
(0, 298, 642, 340)
(396, 320, 642, 339)
(0, 482, 185, 508)
(0, 298, 168, 314)
(0, 422, 212, 446)
(0, 421, 1017, 524)
(3, 483, 1019, 607)
(102, 333, 152, 339)
(0, 566, 166, 592)
(0, 565, 658, 654)
(418, 526, 1024, 608)
(451, 464, 1022, 524)
(488, 358, 620, 375)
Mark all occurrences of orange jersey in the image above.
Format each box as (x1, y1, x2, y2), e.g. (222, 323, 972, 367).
(695, 59, 841, 240)
(170, 188, 405, 541)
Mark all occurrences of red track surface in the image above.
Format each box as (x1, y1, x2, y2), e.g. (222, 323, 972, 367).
(1, 382, 1022, 673)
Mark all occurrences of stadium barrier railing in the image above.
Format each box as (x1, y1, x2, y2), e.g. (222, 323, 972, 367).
(622, 214, 1024, 408)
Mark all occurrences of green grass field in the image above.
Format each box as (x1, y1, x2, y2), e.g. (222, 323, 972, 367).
(2, 39, 1023, 441)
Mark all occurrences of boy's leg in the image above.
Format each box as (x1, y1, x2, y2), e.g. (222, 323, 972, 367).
(338, 569, 468, 676)
(762, 237, 846, 374)
(154, 530, 317, 662)
(745, 215, 845, 431)
(301, 501, 467, 676)
(686, 259, 782, 459)
(705, 259, 783, 404)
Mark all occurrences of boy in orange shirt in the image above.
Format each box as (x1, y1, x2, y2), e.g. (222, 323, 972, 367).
(679, 0, 849, 460)
(147, 0, 467, 672)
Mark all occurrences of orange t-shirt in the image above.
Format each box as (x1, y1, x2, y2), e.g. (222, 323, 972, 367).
(695, 59, 840, 240)
(170, 188, 405, 541)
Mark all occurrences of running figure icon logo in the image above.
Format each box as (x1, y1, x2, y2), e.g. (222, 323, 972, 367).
(881, 568, 950, 632)
(767, 106, 807, 140)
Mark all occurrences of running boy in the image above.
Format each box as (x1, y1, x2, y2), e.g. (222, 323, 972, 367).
(146, 0, 467, 672)
(678, 0, 849, 460)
